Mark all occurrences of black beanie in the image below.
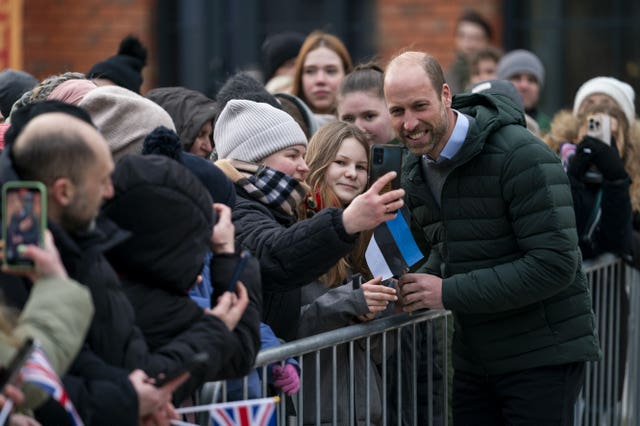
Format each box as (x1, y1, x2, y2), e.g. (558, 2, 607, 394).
(261, 31, 306, 82)
(87, 35, 147, 94)
(0, 69, 37, 118)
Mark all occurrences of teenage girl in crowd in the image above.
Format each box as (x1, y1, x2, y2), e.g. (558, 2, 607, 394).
(297, 121, 397, 425)
(291, 31, 353, 126)
(213, 99, 404, 342)
(336, 63, 397, 146)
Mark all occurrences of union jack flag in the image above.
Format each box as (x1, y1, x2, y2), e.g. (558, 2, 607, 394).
(20, 346, 85, 426)
(210, 397, 277, 426)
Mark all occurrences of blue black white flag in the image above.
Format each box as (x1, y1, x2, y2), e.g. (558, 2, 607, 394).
(365, 206, 424, 280)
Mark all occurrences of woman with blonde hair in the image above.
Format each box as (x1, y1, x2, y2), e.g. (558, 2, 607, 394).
(298, 121, 397, 425)
(291, 31, 353, 122)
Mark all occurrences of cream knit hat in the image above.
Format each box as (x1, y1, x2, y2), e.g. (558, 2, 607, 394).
(79, 85, 176, 161)
(572, 76, 636, 125)
(214, 99, 307, 162)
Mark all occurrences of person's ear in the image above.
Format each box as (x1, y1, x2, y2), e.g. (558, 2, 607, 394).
(50, 177, 76, 207)
(442, 83, 452, 108)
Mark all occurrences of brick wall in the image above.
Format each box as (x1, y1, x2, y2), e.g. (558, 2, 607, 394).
(17, 0, 502, 93)
(376, 0, 502, 70)
(22, 0, 157, 91)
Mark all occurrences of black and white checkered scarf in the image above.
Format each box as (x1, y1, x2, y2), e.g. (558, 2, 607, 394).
(215, 159, 309, 217)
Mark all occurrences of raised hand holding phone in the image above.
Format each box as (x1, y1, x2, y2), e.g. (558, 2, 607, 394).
(368, 144, 403, 195)
(585, 113, 612, 146)
(1, 230, 68, 284)
(342, 171, 405, 235)
(1, 181, 47, 271)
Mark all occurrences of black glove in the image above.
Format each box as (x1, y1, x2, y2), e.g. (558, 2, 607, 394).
(569, 136, 628, 181)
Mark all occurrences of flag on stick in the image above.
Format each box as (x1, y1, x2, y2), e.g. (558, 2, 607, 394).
(176, 396, 279, 426)
(366, 206, 423, 280)
(20, 346, 84, 426)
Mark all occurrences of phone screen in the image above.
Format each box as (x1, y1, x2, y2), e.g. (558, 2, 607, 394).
(2, 182, 47, 269)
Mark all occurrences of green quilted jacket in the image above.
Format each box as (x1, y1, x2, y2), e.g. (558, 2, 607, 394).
(402, 92, 602, 375)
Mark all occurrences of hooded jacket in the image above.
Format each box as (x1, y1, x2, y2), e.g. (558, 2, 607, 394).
(403, 92, 601, 375)
(146, 87, 216, 151)
(102, 155, 261, 394)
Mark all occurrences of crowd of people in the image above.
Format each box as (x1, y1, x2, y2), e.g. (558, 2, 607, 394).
(0, 7, 636, 425)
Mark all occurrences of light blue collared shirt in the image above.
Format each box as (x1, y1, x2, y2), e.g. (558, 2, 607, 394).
(423, 110, 470, 164)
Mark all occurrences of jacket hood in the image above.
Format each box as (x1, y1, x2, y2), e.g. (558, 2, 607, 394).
(453, 91, 526, 143)
(102, 154, 214, 293)
(146, 87, 216, 150)
(403, 92, 528, 187)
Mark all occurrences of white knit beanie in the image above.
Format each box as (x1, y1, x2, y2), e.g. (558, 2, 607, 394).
(572, 76, 636, 125)
(214, 99, 307, 162)
(79, 85, 176, 161)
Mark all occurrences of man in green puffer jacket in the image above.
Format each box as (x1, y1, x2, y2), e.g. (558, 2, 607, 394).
(384, 51, 601, 425)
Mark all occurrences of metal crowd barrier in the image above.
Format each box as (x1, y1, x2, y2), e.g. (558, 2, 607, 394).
(577, 254, 640, 426)
(197, 309, 451, 426)
(195, 254, 639, 426)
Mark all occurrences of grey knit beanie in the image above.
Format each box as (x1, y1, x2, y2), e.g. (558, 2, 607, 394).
(497, 49, 545, 88)
(214, 99, 307, 162)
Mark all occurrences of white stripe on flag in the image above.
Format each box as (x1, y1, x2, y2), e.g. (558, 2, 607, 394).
(170, 420, 198, 426)
(175, 396, 279, 414)
(365, 234, 394, 280)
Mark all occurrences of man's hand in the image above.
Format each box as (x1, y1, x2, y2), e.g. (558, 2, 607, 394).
(129, 369, 188, 422)
(398, 273, 444, 312)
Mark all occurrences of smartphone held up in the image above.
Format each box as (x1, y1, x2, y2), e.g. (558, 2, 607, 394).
(585, 113, 612, 146)
(1, 182, 47, 270)
(368, 144, 403, 193)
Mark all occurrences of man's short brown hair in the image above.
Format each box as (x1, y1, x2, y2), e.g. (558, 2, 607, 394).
(12, 114, 97, 186)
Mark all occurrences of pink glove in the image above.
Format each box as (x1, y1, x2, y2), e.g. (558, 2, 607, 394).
(272, 364, 300, 395)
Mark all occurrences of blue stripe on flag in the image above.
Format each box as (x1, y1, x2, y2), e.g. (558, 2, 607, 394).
(385, 209, 423, 267)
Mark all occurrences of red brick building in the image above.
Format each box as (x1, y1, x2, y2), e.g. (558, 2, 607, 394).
(9, 0, 502, 93)
(3, 0, 639, 113)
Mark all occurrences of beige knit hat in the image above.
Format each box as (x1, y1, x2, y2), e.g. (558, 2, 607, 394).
(214, 99, 307, 162)
(79, 85, 176, 161)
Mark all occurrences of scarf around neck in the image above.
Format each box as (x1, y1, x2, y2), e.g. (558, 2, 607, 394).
(215, 159, 309, 217)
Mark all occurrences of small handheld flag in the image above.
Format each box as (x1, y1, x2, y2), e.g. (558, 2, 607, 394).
(176, 396, 279, 426)
(366, 206, 423, 279)
(20, 346, 84, 426)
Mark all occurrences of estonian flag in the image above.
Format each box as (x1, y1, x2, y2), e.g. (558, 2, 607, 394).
(365, 206, 423, 280)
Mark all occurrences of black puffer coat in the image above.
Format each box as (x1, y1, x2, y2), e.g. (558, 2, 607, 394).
(102, 155, 261, 392)
(231, 186, 356, 341)
(404, 92, 601, 375)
